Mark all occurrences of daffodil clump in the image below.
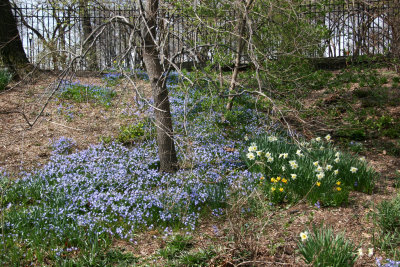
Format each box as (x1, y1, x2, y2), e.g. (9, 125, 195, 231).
(244, 133, 377, 206)
(297, 225, 358, 266)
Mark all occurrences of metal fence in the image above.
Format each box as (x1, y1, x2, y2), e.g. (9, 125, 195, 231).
(12, 1, 399, 71)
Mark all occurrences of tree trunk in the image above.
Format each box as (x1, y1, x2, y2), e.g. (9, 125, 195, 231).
(141, 0, 178, 172)
(0, 0, 32, 79)
(80, 0, 98, 70)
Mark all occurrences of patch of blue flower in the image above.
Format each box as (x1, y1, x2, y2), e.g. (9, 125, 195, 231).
(2, 70, 269, 262)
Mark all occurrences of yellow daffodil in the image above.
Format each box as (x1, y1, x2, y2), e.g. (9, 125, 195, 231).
(336, 187, 342, 191)
(282, 178, 288, 184)
(279, 187, 284, 192)
(316, 181, 321, 187)
(271, 178, 276, 183)
(336, 181, 341, 185)
(271, 187, 276, 192)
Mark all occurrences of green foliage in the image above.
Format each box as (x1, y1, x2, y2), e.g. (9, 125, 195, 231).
(117, 123, 145, 145)
(116, 120, 155, 145)
(297, 225, 358, 267)
(372, 194, 400, 259)
(245, 134, 376, 206)
(0, 69, 12, 91)
(159, 234, 193, 260)
(58, 82, 116, 107)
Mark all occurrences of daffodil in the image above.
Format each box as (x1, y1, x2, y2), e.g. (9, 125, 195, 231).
(326, 164, 333, 171)
(358, 248, 363, 257)
(336, 181, 341, 185)
(316, 181, 321, 187)
(325, 134, 331, 141)
(246, 152, 255, 160)
(334, 169, 339, 175)
(276, 176, 281, 181)
(260, 176, 265, 181)
(289, 160, 298, 169)
(300, 231, 308, 241)
(296, 150, 303, 157)
(316, 166, 323, 172)
(267, 157, 274, 163)
(368, 248, 373, 257)
(282, 178, 287, 184)
(315, 137, 321, 142)
(282, 166, 286, 171)
(265, 152, 272, 158)
(271, 187, 276, 192)
(279, 153, 289, 159)
(336, 187, 342, 191)
(334, 157, 340, 163)
(316, 172, 325, 180)
(335, 152, 340, 157)
(291, 174, 297, 179)
(279, 187, 284, 192)
(350, 167, 358, 173)
(271, 177, 276, 183)
(256, 151, 263, 156)
(313, 161, 319, 167)
(268, 136, 278, 142)
(359, 156, 366, 162)
(248, 144, 257, 152)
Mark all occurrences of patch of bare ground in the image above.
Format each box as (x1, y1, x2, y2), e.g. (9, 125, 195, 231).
(0, 71, 151, 175)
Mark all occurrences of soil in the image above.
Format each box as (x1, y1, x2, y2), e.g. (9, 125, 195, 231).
(0, 70, 399, 266)
(0, 71, 150, 175)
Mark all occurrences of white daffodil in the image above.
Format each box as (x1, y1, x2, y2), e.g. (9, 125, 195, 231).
(326, 164, 333, 171)
(368, 248, 373, 257)
(291, 174, 297, 180)
(334, 169, 339, 175)
(350, 167, 358, 173)
(246, 152, 255, 160)
(289, 160, 298, 169)
(296, 150, 304, 157)
(300, 231, 308, 242)
(313, 161, 319, 167)
(334, 157, 340, 163)
(256, 150, 263, 156)
(316, 172, 325, 180)
(325, 134, 331, 141)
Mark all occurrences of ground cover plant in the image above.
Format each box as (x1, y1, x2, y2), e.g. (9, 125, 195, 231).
(58, 81, 116, 107)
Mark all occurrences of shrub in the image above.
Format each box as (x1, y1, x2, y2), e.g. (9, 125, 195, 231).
(244, 134, 376, 206)
(0, 69, 12, 91)
(298, 225, 358, 267)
